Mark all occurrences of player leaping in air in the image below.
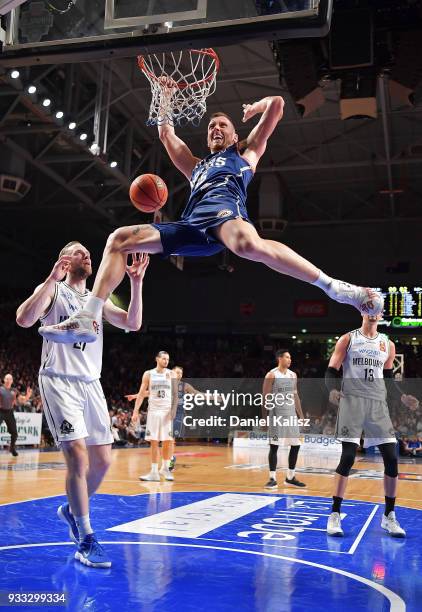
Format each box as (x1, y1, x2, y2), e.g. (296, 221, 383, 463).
(40, 81, 383, 344)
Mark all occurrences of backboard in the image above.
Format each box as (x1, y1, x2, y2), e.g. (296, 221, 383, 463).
(1, 0, 332, 66)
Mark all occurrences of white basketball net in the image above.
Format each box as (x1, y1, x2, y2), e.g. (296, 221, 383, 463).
(138, 49, 219, 127)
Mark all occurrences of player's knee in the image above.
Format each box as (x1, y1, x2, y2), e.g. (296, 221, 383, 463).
(106, 227, 128, 251)
(379, 443, 398, 478)
(336, 443, 357, 477)
(231, 232, 259, 259)
(91, 455, 111, 475)
(63, 441, 88, 472)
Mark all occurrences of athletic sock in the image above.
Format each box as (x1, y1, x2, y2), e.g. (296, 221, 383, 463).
(385, 496, 395, 517)
(151, 463, 159, 474)
(332, 496, 343, 513)
(312, 270, 334, 292)
(74, 514, 94, 541)
(269, 471, 276, 480)
(83, 296, 104, 319)
(287, 469, 295, 480)
(164, 460, 171, 469)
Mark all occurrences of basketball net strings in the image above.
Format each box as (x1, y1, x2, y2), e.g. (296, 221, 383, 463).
(143, 51, 217, 126)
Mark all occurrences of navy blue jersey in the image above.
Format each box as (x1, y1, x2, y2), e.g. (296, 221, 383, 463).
(181, 144, 253, 219)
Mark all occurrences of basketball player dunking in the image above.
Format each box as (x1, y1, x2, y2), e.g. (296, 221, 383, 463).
(131, 351, 176, 482)
(263, 349, 306, 490)
(39, 84, 383, 345)
(16, 242, 149, 567)
(325, 314, 419, 538)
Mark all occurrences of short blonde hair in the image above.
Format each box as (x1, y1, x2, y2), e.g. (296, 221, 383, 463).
(59, 241, 81, 258)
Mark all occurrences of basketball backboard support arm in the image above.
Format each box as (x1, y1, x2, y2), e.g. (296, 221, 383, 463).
(0, 0, 332, 68)
(0, 0, 27, 16)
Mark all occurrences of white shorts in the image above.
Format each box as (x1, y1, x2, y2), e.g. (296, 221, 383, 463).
(145, 410, 173, 442)
(39, 375, 113, 446)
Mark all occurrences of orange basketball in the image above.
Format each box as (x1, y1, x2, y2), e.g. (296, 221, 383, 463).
(129, 174, 168, 213)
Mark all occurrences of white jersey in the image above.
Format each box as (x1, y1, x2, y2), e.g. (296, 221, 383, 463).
(271, 368, 296, 393)
(342, 329, 390, 399)
(39, 281, 103, 382)
(148, 368, 172, 411)
(270, 367, 297, 416)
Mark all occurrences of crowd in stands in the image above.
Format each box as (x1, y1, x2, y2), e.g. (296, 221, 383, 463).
(1, 322, 422, 450)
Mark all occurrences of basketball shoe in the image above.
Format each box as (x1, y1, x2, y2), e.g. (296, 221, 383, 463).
(75, 534, 111, 568)
(57, 503, 79, 544)
(264, 478, 278, 490)
(381, 511, 406, 538)
(159, 467, 174, 481)
(327, 282, 384, 315)
(327, 512, 344, 536)
(39, 311, 99, 344)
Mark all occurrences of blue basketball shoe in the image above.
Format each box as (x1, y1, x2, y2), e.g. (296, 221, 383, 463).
(57, 503, 79, 544)
(75, 534, 112, 568)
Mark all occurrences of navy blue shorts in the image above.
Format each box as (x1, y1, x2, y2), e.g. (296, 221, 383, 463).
(152, 197, 251, 258)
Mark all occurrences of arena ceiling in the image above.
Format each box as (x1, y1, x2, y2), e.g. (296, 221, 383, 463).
(1, 34, 422, 265)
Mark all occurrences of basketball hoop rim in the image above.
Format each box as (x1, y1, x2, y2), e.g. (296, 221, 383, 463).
(137, 48, 220, 89)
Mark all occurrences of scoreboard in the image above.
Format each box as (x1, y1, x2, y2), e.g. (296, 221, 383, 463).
(378, 286, 422, 328)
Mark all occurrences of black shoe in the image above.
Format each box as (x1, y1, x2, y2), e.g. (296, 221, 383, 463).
(285, 476, 306, 488)
(169, 455, 176, 472)
(10, 447, 18, 457)
(264, 478, 278, 490)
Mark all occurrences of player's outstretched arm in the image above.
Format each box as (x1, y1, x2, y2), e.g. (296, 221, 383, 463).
(156, 77, 200, 179)
(16, 255, 72, 327)
(241, 96, 284, 171)
(103, 253, 149, 331)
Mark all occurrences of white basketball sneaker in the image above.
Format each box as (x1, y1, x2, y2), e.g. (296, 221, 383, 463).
(139, 471, 160, 482)
(159, 467, 174, 481)
(381, 511, 406, 538)
(327, 512, 344, 536)
(328, 281, 384, 315)
(39, 311, 99, 344)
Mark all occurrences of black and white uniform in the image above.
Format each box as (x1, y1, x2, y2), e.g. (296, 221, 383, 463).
(267, 368, 301, 446)
(336, 329, 396, 448)
(145, 368, 173, 442)
(38, 281, 113, 446)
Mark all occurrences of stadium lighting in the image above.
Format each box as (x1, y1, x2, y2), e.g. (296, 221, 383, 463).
(27, 85, 37, 94)
(109, 161, 118, 168)
(79, 133, 88, 141)
(68, 122, 76, 130)
(55, 111, 64, 119)
(42, 98, 51, 107)
(10, 70, 20, 79)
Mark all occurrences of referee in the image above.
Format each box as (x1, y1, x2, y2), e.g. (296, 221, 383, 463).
(0, 374, 31, 456)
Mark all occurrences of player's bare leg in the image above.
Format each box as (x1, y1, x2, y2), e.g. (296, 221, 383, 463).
(86, 445, 112, 496)
(39, 225, 162, 343)
(59, 440, 94, 544)
(140, 440, 161, 482)
(92, 225, 162, 301)
(215, 219, 383, 314)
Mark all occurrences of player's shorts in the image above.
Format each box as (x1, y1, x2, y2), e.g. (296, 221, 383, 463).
(145, 410, 173, 442)
(39, 375, 113, 446)
(335, 395, 396, 448)
(152, 196, 252, 257)
(268, 408, 301, 446)
(173, 408, 185, 439)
